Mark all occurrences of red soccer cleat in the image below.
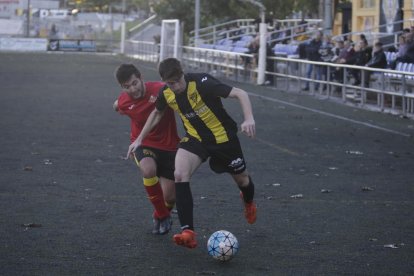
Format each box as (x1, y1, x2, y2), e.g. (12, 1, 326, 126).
(173, 229, 197, 249)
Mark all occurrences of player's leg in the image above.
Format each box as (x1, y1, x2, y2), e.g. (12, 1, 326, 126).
(172, 147, 204, 248)
(157, 149, 177, 212)
(157, 177, 175, 234)
(134, 149, 171, 234)
(159, 177, 175, 210)
(208, 138, 257, 224)
(231, 171, 257, 224)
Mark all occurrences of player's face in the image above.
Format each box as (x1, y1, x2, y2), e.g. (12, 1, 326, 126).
(121, 74, 145, 99)
(165, 75, 186, 94)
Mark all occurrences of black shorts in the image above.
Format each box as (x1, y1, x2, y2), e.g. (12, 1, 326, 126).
(135, 146, 176, 181)
(179, 136, 246, 174)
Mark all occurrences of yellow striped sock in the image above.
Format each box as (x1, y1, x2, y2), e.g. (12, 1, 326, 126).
(143, 176, 159, 187)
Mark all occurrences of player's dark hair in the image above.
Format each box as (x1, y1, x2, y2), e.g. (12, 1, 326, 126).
(158, 58, 183, 81)
(115, 64, 141, 84)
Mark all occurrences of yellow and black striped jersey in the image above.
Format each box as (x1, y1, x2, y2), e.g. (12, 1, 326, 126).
(156, 73, 238, 144)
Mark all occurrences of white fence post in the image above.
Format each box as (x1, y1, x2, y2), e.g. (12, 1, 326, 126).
(257, 22, 267, 85)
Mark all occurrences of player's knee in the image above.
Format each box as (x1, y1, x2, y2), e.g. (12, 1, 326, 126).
(233, 172, 250, 187)
(174, 169, 190, 182)
(140, 167, 157, 178)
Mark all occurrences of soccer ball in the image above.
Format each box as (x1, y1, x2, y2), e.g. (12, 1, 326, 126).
(207, 230, 239, 262)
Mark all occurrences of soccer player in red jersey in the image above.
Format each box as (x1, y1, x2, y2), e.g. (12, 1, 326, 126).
(113, 64, 179, 235)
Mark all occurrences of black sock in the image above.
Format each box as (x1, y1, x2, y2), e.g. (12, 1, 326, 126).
(175, 182, 194, 231)
(239, 176, 255, 203)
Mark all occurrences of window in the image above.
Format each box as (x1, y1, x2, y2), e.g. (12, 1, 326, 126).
(360, 0, 376, 8)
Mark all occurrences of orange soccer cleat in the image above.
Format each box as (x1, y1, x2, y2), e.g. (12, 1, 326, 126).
(241, 192, 257, 224)
(173, 229, 197, 248)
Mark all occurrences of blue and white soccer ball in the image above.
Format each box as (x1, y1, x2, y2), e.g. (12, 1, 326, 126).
(207, 230, 239, 262)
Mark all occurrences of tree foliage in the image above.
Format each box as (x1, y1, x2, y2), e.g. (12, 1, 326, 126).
(151, 0, 321, 34)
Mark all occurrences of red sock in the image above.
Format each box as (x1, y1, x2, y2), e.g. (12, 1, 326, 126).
(143, 176, 170, 219)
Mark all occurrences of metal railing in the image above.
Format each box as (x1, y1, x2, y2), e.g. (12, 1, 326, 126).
(189, 19, 256, 45)
(123, 39, 414, 118)
(332, 19, 413, 47)
(124, 40, 159, 63)
(275, 18, 323, 29)
(267, 57, 414, 117)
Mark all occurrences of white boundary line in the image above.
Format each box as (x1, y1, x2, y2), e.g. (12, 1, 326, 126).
(248, 92, 412, 138)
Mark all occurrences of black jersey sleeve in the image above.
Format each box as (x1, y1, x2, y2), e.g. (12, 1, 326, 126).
(195, 73, 233, 98)
(155, 87, 168, 111)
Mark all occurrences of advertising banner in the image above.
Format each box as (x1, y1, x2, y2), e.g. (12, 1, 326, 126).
(0, 38, 48, 51)
(48, 39, 97, 52)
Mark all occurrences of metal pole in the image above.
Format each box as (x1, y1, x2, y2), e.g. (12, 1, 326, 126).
(257, 20, 267, 85)
(195, 0, 200, 47)
(242, 0, 267, 85)
(324, 0, 332, 34)
(120, 22, 126, 54)
(122, 0, 126, 13)
(26, 0, 30, 37)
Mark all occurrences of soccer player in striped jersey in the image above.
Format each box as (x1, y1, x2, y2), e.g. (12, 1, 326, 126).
(127, 58, 257, 248)
(114, 64, 179, 235)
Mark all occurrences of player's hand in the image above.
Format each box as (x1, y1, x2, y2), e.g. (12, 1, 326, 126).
(113, 100, 126, 115)
(126, 139, 141, 159)
(241, 119, 255, 138)
(113, 100, 119, 111)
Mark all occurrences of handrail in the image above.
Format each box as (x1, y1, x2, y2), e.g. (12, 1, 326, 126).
(273, 56, 414, 75)
(332, 19, 410, 41)
(128, 14, 157, 33)
(189, 18, 255, 35)
(189, 18, 256, 45)
(268, 23, 322, 45)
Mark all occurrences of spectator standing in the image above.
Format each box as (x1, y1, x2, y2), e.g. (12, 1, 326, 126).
(331, 39, 345, 63)
(49, 24, 58, 39)
(318, 35, 334, 90)
(333, 40, 356, 84)
(245, 36, 275, 85)
(349, 39, 372, 85)
(397, 34, 408, 58)
(302, 31, 323, 91)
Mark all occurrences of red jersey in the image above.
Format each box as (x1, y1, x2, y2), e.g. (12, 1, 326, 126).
(117, 82, 179, 151)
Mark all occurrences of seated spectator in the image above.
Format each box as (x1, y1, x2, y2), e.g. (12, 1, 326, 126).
(392, 32, 414, 68)
(362, 42, 387, 87)
(270, 23, 286, 42)
(243, 36, 260, 70)
(389, 34, 408, 69)
(294, 26, 309, 42)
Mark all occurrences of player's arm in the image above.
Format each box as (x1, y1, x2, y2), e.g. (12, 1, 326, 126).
(228, 87, 256, 138)
(125, 108, 165, 158)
